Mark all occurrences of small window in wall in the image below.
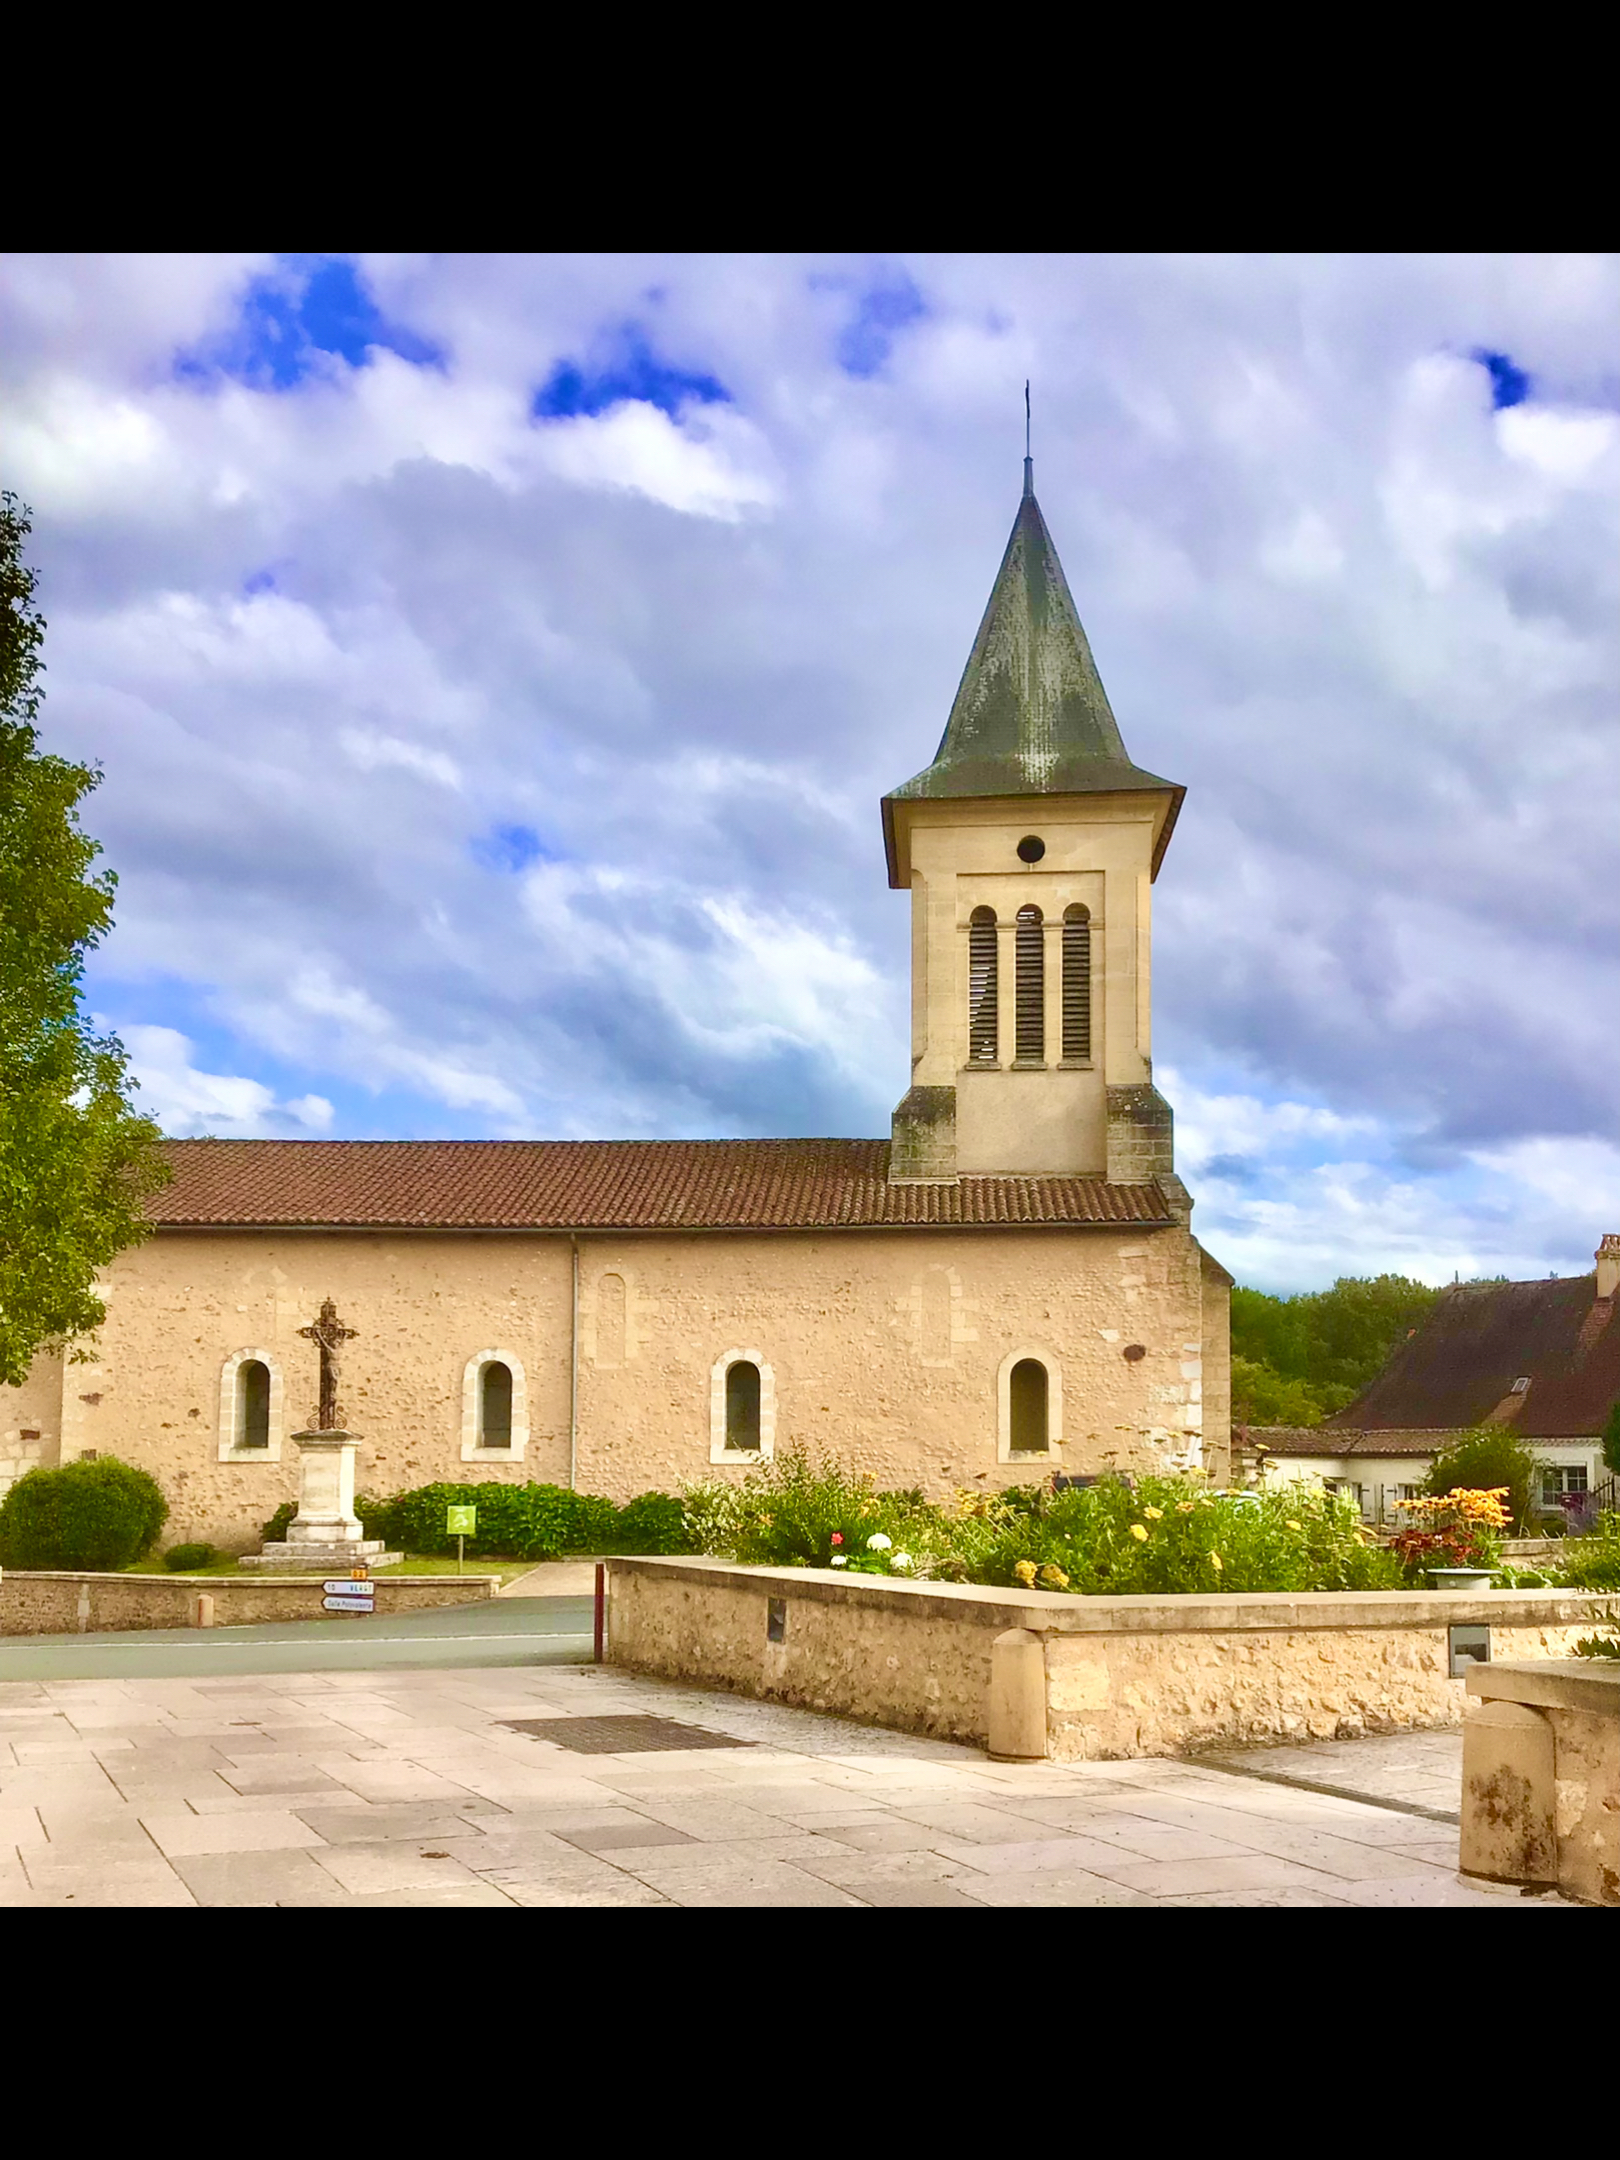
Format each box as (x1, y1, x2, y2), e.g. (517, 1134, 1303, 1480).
(1015, 905, 1044, 1062)
(726, 1361, 762, 1452)
(1540, 1465, 1588, 1504)
(238, 1359, 271, 1449)
(1062, 904, 1091, 1061)
(1008, 1358, 1049, 1452)
(968, 907, 998, 1063)
(480, 1361, 513, 1449)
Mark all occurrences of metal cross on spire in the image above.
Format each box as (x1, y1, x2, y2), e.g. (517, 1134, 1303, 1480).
(298, 1298, 358, 1431)
(1023, 380, 1033, 498)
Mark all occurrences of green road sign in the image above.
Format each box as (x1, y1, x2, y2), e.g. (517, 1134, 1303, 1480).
(446, 1506, 477, 1535)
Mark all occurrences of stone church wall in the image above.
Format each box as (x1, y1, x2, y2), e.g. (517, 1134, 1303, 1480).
(2, 1220, 1227, 1549)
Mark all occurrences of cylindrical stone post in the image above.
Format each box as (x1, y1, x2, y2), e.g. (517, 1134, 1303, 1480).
(988, 1627, 1048, 1761)
(1459, 1699, 1556, 1889)
(192, 1593, 216, 1629)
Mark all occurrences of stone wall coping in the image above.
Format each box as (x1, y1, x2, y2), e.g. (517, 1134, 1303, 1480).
(605, 1555, 1619, 1636)
(1467, 1658, 1620, 1720)
(0, 1569, 504, 1591)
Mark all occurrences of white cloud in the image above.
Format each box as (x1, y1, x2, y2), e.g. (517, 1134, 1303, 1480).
(339, 728, 461, 789)
(121, 1025, 333, 1138)
(535, 400, 775, 519)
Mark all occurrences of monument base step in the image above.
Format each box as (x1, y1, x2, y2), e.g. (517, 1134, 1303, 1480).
(240, 1540, 402, 1572)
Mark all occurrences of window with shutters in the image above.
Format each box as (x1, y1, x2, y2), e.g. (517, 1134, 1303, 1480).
(1062, 904, 1091, 1061)
(968, 907, 998, 1063)
(1015, 904, 1044, 1062)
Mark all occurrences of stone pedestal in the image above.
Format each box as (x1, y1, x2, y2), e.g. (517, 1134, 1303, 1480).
(241, 1429, 401, 1572)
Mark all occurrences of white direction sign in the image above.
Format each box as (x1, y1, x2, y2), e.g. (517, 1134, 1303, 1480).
(323, 1592, 375, 1612)
(323, 1579, 371, 1593)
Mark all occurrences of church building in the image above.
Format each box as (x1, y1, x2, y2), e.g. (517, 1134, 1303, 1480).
(2, 466, 1233, 1549)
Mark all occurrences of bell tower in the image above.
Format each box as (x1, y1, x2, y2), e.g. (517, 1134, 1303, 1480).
(882, 458, 1188, 1209)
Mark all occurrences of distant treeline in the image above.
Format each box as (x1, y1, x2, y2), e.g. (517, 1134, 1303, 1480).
(1230, 1274, 1448, 1427)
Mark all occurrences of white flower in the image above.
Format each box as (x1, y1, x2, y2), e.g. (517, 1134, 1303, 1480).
(830, 1555, 848, 1567)
(891, 1552, 913, 1571)
(866, 1533, 893, 1551)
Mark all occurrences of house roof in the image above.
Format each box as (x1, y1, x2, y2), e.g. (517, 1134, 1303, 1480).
(149, 1138, 1175, 1234)
(1246, 1427, 1461, 1461)
(881, 474, 1183, 883)
(1321, 1275, 1620, 1441)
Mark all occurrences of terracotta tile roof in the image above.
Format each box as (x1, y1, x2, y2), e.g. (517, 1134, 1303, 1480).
(1247, 1427, 1461, 1460)
(151, 1139, 1174, 1234)
(1322, 1276, 1620, 1440)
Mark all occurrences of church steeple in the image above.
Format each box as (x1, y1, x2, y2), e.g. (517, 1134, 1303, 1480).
(882, 478, 1182, 889)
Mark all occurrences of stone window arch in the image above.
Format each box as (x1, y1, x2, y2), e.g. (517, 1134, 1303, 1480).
(997, 1347, 1063, 1464)
(710, 1348, 776, 1465)
(461, 1349, 530, 1463)
(217, 1349, 285, 1463)
(1062, 904, 1091, 1062)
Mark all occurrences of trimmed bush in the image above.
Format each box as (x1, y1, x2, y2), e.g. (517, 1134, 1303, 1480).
(261, 1500, 297, 1543)
(614, 1491, 695, 1555)
(357, 1481, 620, 1561)
(164, 1541, 217, 1572)
(0, 1458, 169, 1571)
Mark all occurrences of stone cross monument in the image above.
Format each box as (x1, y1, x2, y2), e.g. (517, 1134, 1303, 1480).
(243, 1298, 400, 1572)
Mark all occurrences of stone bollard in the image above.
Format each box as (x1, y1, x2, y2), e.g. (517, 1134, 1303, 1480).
(988, 1627, 1048, 1761)
(192, 1593, 216, 1629)
(1459, 1699, 1555, 1890)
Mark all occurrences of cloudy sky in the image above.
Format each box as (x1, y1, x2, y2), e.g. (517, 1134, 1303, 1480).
(5, 253, 1617, 1292)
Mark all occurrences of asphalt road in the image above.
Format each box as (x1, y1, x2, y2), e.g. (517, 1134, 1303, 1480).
(0, 1596, 595, 1681)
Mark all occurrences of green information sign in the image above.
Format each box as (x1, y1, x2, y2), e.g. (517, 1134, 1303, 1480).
(446, 1505, 477, 1535)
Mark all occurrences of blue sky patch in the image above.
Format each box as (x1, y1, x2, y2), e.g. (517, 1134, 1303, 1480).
(824, 272, 928, 379)
(176, 256, 444, 392)
(1472, 347, 1532, 410)
(533, 327, 730, 421)
(471, 822, 550, 874)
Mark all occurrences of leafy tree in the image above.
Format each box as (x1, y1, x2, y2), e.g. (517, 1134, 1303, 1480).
(1424, 1428, 1541, 1536)
(1602, 1400, 1620, 1480)
(0, 495, 169, 1387)
(1230, 1274, 1440, 1426)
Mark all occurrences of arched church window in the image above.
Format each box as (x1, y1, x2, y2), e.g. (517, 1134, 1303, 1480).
(968, 908, 998, 1063)
(480, 1361, 513, 1449)
(238, 1360, 270, 1449)
(1008, 1358, 1049, 1453)
(726, 1360, 762, 1452)
(1015, 905, 1044, 1062)
(1062, 904, 1091, 1061)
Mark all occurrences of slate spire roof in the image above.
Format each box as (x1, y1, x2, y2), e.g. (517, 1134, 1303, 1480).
(883, 470, 1184, 865)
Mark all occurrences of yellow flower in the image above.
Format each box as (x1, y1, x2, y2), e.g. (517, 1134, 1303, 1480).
(1129, 1523, 1149, 1541)
(1144, 1506, 1164, 1520)
(1037, 1564, 1070, 1589)
(1013, 1559, 1038, 1586)
(1210, 1552, 1223, 1571)
(1286, 1520, 1302, 1531)
(1176, 1502, 1194, 1514)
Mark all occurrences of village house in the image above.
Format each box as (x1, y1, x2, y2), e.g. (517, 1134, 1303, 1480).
(1252, 1236, 1620, 1523)
(1, 464, 1233, 1550)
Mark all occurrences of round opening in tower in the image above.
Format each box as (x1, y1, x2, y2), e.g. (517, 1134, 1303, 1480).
(1016, 835, 1046, 863)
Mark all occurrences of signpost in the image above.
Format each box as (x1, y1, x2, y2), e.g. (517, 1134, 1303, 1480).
(323, 1576, 375, 1614)
(446, 1504, 476, 1574)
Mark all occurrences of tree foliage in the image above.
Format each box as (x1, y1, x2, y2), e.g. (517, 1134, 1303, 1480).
(0, 494, 170, 1387)
(0, 1456, 168, 1570)
(1423, 1428, 1541, 1536)
(1231, 1274, 1442, 1427)
(1602, 1400, 1620, 1480)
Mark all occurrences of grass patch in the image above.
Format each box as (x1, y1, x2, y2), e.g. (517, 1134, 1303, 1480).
(122, 1551, 535, 1584)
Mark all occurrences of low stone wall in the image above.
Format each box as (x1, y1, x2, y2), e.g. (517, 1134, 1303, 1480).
(1462, 1661, 1619, 1906)
(0, 1571, 502, 1637)
(604, 1557, 1620, 1761)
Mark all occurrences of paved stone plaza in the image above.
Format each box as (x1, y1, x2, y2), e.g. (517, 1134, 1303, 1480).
(0, 1659, 1594, 1908)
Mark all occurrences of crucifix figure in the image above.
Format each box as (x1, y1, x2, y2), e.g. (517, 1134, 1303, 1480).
(298, 1298, 358, 1431)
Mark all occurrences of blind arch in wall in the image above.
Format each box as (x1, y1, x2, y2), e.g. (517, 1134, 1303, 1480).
(968, 907, 998, 1063)
(1015, 905, 1044, 1062)
(1062, 904, 1092, 1061)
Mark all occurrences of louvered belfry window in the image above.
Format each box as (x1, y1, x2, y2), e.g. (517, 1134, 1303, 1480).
(968, 907, 998, 1063)
(1063, 904, 1092, 1061)
(1015, 905, 1044, 1062)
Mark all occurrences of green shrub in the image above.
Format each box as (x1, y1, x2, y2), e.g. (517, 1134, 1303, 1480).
(1560, 1512, 1620, 1591)
(164, 1541, 217, 1572)
(614, 1492, 694, 1555)
(356, 1481, 622, 1561)
(262, 1500, 297, 1543)
(697, 1447, 942, 1573)
(1424, 1430, 1540, 1534)
(0, 1458, 169, 1571)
